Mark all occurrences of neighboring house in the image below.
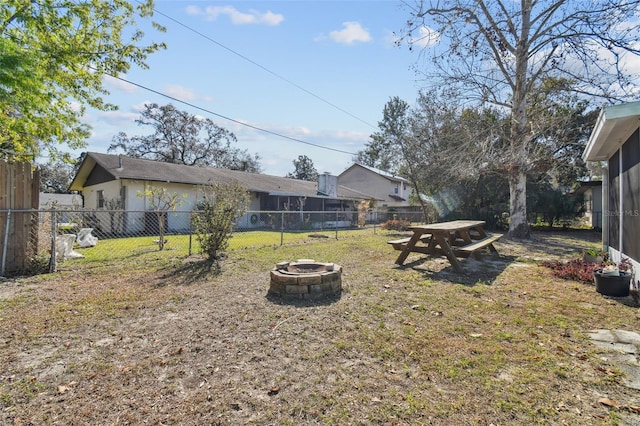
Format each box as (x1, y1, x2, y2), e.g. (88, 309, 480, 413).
(39, 193, 83, 210)
(337, 163, 411, 208)
(39, 192, 84, 225)
(68, 152, 378, 233)
(573, 180, 603, 230)
(582, 100, 640, 273)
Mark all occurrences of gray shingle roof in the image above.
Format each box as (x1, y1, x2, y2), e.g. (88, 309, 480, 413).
(70, 152, 377, 201)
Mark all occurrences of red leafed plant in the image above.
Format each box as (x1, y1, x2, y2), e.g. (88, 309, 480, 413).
(542, 258, 602, 284)
(381, 219, 412, 231)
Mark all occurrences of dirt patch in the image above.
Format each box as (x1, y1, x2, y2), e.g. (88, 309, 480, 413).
(2, 230, 638, 424)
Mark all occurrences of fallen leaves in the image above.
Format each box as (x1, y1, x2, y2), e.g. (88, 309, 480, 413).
(267, 386, 280, 396)
(57, 381, 77, 394)
(598, 397, 640, 413)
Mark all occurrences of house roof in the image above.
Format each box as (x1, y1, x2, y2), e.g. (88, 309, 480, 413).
(69, 152, 378, 201)
(339, 163, 408, 183)
(572, 180, 602, 195)
(583, 101, 640, 162)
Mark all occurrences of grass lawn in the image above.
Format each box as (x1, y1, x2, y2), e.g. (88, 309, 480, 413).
(1, 229, 639, 425)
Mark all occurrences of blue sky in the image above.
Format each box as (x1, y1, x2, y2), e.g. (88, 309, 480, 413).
(82, 1, 428, 177)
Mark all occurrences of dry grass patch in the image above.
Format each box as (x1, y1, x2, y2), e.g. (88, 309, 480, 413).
(1, 230, 639, 425)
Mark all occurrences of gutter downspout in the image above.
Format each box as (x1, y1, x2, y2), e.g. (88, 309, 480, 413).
(619, 152, 624, 258)
(601, 163, 609, 252)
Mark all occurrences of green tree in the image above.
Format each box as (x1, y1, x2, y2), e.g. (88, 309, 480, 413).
(109, 103, 261, 172)
(0, 0, 166, 162)
(400, 0, 640, 238)
(286, 155, 319, 181)
(362, 86, 595, 228)
(137, 185, 187, 251)
(355, 97, 408, 174)
(528, 178, 585, 229)
(191, 181, 249, 262)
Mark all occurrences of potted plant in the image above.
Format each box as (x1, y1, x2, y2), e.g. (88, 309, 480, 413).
(594, 257, 633, 297)
(583, 247, 606, 263)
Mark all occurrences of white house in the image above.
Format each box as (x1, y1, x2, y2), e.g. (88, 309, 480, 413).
(573, 180, 603, 229)
(68, 152, 378, 234)
(582, 101, 640, 273)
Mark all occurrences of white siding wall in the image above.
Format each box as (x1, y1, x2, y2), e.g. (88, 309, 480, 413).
(83, 179, 267, 232)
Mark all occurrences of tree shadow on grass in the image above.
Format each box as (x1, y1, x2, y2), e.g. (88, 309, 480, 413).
(393, 231, 603, 286)
(157, 257, 222, 286)
(397, 253, 520, 286)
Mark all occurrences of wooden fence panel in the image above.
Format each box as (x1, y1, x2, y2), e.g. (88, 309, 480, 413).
(0, 161, 40, 274)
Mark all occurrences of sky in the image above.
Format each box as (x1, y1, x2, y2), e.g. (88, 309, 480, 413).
(81, 0, 430, 178)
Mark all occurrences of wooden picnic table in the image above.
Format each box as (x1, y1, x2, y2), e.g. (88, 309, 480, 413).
(388, 220, 502, 272)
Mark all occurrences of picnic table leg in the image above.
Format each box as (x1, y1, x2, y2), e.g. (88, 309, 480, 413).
(434, 233, 463, 272)
(458, 229, 481, 260)
(395, 232, 424, 265)
(474, 226, 498, 253)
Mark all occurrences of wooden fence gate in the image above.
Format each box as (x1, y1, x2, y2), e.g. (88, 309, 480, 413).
(0, 161, 40, 275)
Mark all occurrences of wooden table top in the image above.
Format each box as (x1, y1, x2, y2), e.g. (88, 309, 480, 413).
(409, 220, 486, 232)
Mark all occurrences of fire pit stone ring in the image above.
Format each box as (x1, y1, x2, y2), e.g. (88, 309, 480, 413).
(269, 259, 342, 301)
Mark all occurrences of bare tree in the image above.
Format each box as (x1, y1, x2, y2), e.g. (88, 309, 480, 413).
(400, 0, 640, 238)
(137, 185, 187, 251)
(109, 103, 262, 173)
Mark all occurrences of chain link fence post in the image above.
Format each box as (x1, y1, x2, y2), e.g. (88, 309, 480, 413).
(1, 210, 10, 277)
(188, 211, 193, 256)
(280, 212, 284, 246)
(49, 209, 58, 273)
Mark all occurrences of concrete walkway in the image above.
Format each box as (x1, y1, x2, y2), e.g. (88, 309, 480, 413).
(588, 329, 640, 425)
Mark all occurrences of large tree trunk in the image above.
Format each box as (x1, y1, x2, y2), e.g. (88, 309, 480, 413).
(507, 2, 532, 240)
(507, 171, 530, 239)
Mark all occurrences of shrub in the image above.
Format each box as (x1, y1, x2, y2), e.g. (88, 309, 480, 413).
(381, 218, 411, 231)
(541, 258, 600, 284)
(192, 181, 249, 261)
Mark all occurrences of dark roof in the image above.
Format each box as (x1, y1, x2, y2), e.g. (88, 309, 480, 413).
(69, 152, 377, 201)
(572, 180, 603, 195)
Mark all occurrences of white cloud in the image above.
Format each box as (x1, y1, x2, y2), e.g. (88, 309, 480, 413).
(409, 26, 440, 49)
(103, 74, 141, 93)
(163, 84, 213, 102)
(92, 109, 140, 128)
(328, 22, 372, 45)
(186, 5, 284, 26)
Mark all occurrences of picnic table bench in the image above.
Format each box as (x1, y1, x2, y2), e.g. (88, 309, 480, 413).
(388, 220, 503, 272)
(387, 233, 432, 251)
(456, 233, 502, 254)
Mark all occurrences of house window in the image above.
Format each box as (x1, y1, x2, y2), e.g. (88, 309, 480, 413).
(394, 185, 399, 194)
(97, 190, 104, 209)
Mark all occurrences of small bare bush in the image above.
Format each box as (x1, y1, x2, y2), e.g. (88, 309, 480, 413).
(191, 181, 249, 261)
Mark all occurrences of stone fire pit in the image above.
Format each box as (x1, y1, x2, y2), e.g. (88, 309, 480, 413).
(269, 259, 342, 301)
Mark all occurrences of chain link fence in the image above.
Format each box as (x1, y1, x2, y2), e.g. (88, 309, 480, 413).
(1, 209, 396, 276)
(1, 207, 523, 277)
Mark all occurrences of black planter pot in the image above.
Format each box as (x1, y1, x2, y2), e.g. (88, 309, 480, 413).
(594, 270, 632, 297)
